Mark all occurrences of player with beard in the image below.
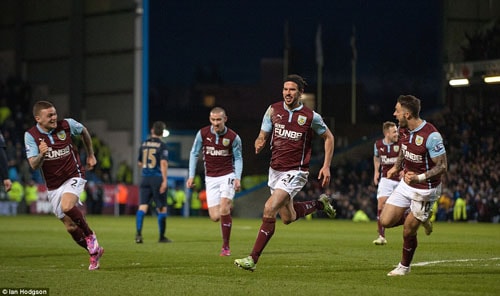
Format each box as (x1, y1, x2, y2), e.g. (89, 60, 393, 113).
(372, 121, 400, 245)
(234, 74, 336, 271)
(381, 95, 447, 276)
(24, 100, 103, 270)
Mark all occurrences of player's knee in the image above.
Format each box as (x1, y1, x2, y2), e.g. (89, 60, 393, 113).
(209, 214, 220, 222)
(379, 214, 390, 227)
(263, 205, 278, 217)
(60, 205, 70, 213)
(403, 228, 417, 237)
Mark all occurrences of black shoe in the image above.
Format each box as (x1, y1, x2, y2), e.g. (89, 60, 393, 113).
(135, 234, 143, 243)
(158, 237, 172, 243)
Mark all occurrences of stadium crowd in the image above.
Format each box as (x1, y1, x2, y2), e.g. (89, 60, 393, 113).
(0, 76, 499, 223)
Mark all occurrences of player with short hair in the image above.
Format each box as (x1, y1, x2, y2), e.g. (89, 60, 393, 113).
(234, 74, 336, 271)
(135, 121, 171, 243)
(372, 121, 400, 245)
(381, 95, 447, 276)
(24, 100, 103, 271)
(186, 107, 243, 256)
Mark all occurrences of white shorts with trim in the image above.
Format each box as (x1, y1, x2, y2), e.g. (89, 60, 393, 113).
(386, 180, 441, 222)
(376, 177, 400, 199)
(48, 177, 87, 219)
(268, 168, 309, 199)
(205, 173, 236, 208)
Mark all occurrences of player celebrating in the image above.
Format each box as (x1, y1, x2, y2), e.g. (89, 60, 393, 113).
(372, 121, 400, 245)
(186, 107, 243, 256)
(234, 74, 336, 271)
(24, 100, 103, 270)
(381, 95, 447, 276)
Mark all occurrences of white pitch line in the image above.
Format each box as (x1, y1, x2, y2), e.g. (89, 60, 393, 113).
(412, 257, 500, 266)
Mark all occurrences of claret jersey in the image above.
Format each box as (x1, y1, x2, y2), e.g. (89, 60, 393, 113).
(261, 102, 328, 172)
(398, 120, 446, 189)
(374, 139, 400, 181)
(25, 119, 85, 190)
(188, 126, 243, 179)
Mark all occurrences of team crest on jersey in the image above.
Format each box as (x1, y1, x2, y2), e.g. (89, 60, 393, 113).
(415, 135, 423, 146)
(56, 130, 67, 141)
(297, 115, 307, 126)
(222, 138, 230, 146)
(394, 145, 400, 152)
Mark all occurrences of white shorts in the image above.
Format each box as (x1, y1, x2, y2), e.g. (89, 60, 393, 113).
(386, 180, 441, 222)
(268, 168, 309, 199)
(205, 173, 236, 208)
(47, 177, 87, 219)
(376, 178, 400, 199)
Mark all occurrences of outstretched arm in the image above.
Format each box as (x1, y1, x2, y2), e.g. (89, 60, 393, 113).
(81, 127, 97, 170)
(318, 128, 334, 188)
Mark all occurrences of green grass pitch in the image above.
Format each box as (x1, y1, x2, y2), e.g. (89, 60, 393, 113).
(0, 215, 499, 295)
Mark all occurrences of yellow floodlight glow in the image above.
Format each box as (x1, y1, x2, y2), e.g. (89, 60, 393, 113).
(484, 76, 500, 84)
(449, 78, 469, 86)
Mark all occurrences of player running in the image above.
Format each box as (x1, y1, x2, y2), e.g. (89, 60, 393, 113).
(234, 74, 336, 271)
(25, 100, 103, 270)
(372, 121, 400, 245)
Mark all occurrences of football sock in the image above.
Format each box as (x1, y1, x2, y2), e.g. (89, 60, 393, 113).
(64, 206, 93, 236)
(136, 210, 145, 235)
(220, 214, 232, 249)
(69, 227, 87, 250)
(157, 212, 167, 237)
(401, 234, 418, 267)
(250, 217, 276, 264)
(293, 201, 319, 220)
(377, 209, 385, 237)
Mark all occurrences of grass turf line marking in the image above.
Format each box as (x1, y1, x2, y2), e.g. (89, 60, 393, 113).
(412, 257, 500, 266)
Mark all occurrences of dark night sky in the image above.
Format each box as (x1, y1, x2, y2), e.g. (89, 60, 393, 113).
(149, 0, 443, 106)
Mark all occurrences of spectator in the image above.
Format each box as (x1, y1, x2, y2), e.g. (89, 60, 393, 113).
(116, 160, 133, 184)
(172, 184, 186, 216)
(116, 183, 128, 215)
(86, 181, 104, 215)
(7, 180, 24, 213)
(189, 188, 202, 216)
(97, 141, 113, 183)
(453, 193, 467, 221)
(24, 179, 39, 213)
(199, 188, 208, 216)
